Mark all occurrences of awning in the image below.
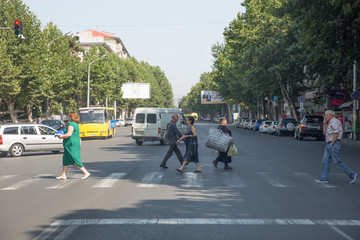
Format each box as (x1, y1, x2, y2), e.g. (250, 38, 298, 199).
(339, 101, 353, 109)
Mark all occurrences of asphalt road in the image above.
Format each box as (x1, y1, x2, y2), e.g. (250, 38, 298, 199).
(1, 122, 359, 240)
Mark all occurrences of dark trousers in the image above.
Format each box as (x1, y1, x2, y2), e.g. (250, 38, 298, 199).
(161, 144, 183, 166)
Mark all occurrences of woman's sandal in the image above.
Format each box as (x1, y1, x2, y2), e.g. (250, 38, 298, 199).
(176, 169, 183, 173)
(193, 170, 202, 173)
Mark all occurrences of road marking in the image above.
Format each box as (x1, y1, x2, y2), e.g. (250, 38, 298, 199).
(54, 225, 79, 240)
(137, 172, 163, 187)
(45, 174, 83, 189)
(257, 172, 287, 188)
(294, 172, 338, 188)
(37, 218, 360, 226)
(1, 178, 37, 190)
(222, 172, 248, 187)
(91, 173, 126, 188)
(182, 172, 203, 188)
(328, 224, 355, 240)
(0, 175, 16, 182)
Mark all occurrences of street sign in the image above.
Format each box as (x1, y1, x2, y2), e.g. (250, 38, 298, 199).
(298, 96, 305, 103)
(273, 96, 278, 102)
(351, 91, 360, 100)
(355, 100, 359, 110)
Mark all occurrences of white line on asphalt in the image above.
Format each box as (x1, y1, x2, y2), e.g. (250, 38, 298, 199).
(45, 174, 83, 189)
(0, 175, 16, 182)
(182, 172, 203, 188)
(34, 218, 360, 240)
(257, 172, 287, 188)
(327, 224, 355, 240)
(54, 225, 79, 240)
(222, 172, 248, 187)
(137, 172, 163, 187)
(294, 172, 338, 188)
(39, 218, 360, 226)
(0, 178, 37, 190)
(91, 173, 126, 188)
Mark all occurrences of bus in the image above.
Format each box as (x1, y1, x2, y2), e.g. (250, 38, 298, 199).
(78, 107, 116, 139)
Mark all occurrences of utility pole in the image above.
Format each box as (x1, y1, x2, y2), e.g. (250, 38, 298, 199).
(353, 60, 358, 140)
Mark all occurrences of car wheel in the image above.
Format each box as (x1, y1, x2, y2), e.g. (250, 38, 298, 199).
(136, 139, 143, 146)
(9, 144, 24, 157)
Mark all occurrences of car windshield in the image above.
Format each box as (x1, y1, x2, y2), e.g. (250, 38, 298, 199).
(282, 119, 296, 124)
(304, 116, 323, 123)
(265, 121, 272, 125)
(41, 121, 60, 128)
(79, 109, 105, 123)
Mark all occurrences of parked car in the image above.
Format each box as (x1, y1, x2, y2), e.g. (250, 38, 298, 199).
(254, 119, 264, 131)
(242, 119, 250, 129)
(259, 121, 273, 133)
(125, 118, 133, 126)
(248, 119, 256, 130)
(294, 115, 324, 141)
(268, 121, 279, 135)
(116, 118, 125, 127)
(276, 117, 297, 136)
(41, 120, 66, 131)
(0, 123, 63, 157)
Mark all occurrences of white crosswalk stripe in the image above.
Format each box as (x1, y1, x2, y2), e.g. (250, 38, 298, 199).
(0, 171, 347, 191)
(91, 173, 126, 188)
(257, 172, 288, 188)
(1, 178, 37, 190)
(222, 172, 248, 187)
(182, 172, 203, 188)
(46, 174, 83, 189)
(137, 172, 163, 187)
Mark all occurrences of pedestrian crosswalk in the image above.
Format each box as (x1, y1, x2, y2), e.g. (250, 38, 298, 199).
(0, 171, 349, 191)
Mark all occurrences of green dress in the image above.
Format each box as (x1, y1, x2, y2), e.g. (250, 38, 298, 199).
(62, 122, 83, 167)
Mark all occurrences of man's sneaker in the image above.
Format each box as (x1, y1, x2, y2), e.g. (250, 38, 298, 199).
(350, 173, 357, 184)
(160, 164, 168, 169)
(315, 179, 328, 183)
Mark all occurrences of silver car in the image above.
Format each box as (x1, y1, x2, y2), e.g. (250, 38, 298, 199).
(0, 123, 63, 157)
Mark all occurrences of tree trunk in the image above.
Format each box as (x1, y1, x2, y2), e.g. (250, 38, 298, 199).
(26, 104, 33, 123)
(6, 100, 17, 123)
(276, 71, 299, 123)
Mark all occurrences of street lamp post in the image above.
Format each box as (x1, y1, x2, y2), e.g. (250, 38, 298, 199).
(87, 55, 107, 108)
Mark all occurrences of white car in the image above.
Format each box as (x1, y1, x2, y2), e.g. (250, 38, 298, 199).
(116, 119, 125, 127)
(0, 124, 63, 157)
(268, 121, 279, 135)
(259, 121, 273, 133)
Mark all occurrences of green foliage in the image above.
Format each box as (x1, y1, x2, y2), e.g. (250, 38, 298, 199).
(0, 0, 174, 122)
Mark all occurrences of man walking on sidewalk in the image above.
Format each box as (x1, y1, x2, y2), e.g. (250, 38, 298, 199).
(160, 114, 184, 169)
(316, 110, 357, 184)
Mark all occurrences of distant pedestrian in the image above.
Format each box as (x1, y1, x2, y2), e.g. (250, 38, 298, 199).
(316, 110, 357, 184)
(160, 114, 184, 169)
(176, 116, 201, 173)
(213, 117, 233, 170)
(56, 111, 90, 180)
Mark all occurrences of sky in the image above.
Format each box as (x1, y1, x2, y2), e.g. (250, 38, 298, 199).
(22, 0, 244, 103)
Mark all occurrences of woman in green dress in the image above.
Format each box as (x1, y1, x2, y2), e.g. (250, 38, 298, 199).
(56, 111, 90, 180)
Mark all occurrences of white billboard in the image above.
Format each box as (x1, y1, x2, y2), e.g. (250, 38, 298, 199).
(201, 91, 225, 104)
(122, 83, 151, 99)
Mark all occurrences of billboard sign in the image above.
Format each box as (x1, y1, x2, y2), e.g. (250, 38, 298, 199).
(201, 91, 225, 104)
(122, 83, 151, 99)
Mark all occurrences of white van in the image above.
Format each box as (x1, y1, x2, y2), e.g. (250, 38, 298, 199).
(131, 108, 187, 145)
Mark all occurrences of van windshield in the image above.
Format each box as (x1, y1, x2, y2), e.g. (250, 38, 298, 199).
(135, 113, 145, 124)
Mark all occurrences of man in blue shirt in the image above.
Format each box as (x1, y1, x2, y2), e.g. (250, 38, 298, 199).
(160, 114, 184, 169)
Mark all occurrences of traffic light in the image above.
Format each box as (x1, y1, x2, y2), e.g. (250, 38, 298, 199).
(14, 19, 23, 36)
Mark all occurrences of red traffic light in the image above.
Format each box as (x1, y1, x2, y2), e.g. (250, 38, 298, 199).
(15, 19, 20, 25)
